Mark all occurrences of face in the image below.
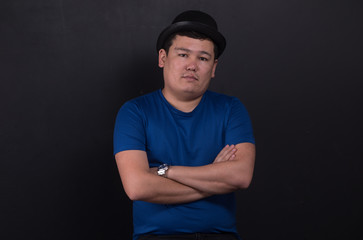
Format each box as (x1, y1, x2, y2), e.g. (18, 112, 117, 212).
(158, 35, 218, 101)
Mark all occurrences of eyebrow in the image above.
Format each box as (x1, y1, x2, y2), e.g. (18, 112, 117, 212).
(174, 47, 212, 57)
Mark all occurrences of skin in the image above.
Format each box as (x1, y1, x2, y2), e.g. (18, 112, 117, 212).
(115, 145, 241, 204)
(158, 35, 218, 112)
(115, 35, 256, 204)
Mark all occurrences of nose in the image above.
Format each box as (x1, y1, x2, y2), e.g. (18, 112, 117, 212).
(186, 59, 197, 71)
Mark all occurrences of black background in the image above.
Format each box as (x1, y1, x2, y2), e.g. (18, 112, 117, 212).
(1, 0, 362, 239)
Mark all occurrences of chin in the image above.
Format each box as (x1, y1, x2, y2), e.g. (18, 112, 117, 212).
(182, 89, 205, 98)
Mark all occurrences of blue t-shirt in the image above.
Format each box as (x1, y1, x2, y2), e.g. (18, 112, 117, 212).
(113, 89, 255, 239)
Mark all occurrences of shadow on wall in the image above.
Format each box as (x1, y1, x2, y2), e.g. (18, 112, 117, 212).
(117, 52, 163, 103)
(107, 52, 163, 239)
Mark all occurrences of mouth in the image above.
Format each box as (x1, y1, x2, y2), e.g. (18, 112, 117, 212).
(182, 74, 198, 81)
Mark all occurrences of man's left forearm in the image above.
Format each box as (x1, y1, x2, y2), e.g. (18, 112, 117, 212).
(166, 142, 255, 195)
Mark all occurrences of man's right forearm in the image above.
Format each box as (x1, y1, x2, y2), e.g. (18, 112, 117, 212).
(116, 150, 211, 205)
(129, 172, 211, 204)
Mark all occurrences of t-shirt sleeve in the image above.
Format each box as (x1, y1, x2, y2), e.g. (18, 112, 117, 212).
(113, 101, 146, 155)
(225, 97, 255, 145)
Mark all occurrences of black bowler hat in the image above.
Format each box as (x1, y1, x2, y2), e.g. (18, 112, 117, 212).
(156, 10, 226, 58)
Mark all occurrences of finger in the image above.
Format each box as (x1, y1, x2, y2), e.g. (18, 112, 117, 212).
(224, 149, 237, 161)
(222, 145, 237, 161)
(214, 145, 235, 163)
(214, 145, 229, 160)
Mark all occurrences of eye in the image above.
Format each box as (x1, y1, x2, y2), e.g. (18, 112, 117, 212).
(199, 57, 209, 61)
(179, 54, 188, 57)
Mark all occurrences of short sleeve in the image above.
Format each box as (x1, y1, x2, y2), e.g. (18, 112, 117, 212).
(113, 101, 147, 155)
(225, 98, 255, 145)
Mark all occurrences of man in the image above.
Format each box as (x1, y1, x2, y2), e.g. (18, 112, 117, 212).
(114, 10, 255, 240)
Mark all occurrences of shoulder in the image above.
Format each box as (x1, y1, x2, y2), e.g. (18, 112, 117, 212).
(119, 90, 161, 113)
(124, 90, 160, 107)
(203, 91, 251, 121)
(204, 90, 243, 108)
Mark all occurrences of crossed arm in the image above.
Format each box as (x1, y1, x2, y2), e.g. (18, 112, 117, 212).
(115, 143, 255, 204)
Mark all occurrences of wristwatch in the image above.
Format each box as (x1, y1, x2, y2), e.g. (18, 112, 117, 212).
(157, 163, 169, 177)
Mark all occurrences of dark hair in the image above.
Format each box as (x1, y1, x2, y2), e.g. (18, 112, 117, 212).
(162, 31, 219, 59)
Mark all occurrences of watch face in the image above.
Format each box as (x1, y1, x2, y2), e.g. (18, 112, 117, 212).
(158, 169, 166, 176)
(157, 164, 169, 176)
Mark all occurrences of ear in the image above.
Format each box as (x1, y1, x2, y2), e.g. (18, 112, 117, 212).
(158, 49, 167, 68)
(211, 59, 218, 78)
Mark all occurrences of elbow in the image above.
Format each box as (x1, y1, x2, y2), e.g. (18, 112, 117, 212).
(122, 180, 149, 201)
(121, 171, 159, 201)
(125, 188, 141, 201)
(238, 178, 252, 189)
(234, 174, 253, 190)
(125, 186, 150, 201)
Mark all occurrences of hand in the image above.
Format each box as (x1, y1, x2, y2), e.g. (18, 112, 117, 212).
(213, 145, 237, 163)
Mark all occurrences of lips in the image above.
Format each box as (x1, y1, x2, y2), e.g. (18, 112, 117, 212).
(182, 74, 198, 81)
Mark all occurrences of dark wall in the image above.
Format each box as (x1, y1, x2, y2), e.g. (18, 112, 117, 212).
(1, 1, 362, 239)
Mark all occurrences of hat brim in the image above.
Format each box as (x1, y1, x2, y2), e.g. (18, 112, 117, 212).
(156, 21, 226, 58)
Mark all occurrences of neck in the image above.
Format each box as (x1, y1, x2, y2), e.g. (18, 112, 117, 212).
(161, 89, 204, 113)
